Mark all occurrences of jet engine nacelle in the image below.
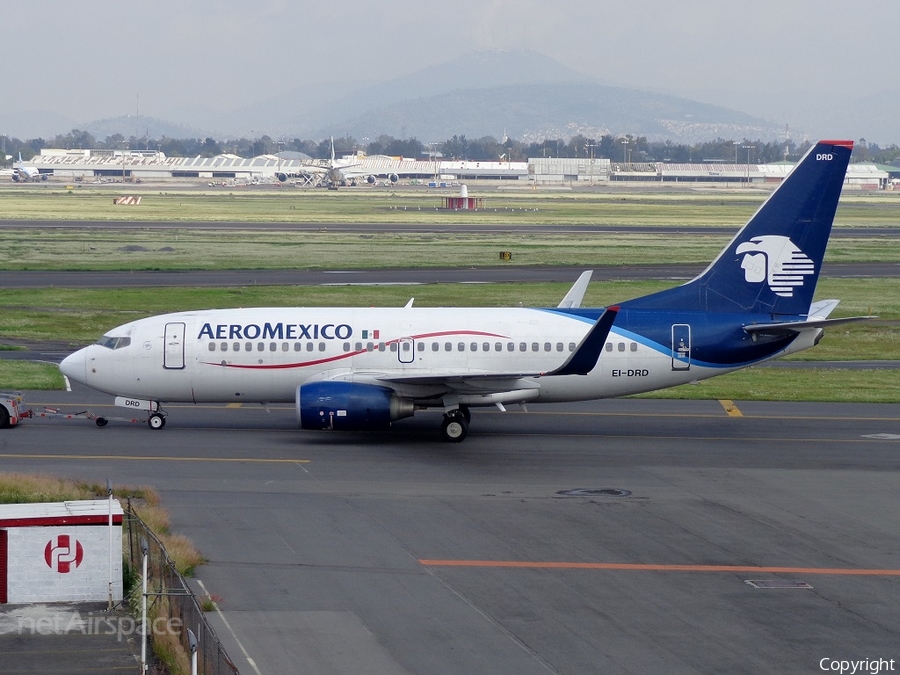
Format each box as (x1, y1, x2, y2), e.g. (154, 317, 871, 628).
(296, 381, 415, 431)
(275, 172, 288, 182)
(366, 175, 376, 184)
(11, 174, 21, 182)
(388, 173, 399, 183)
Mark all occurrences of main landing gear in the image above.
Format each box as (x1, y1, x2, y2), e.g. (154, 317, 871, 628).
(441, 406, 471, 443)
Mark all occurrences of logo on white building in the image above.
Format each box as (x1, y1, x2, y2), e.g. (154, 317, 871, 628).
(44, 534, 84, 573)
(736, 235, 815, 297)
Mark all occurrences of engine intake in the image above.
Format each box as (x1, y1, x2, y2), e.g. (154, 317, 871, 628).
(297, 381, 415, 431)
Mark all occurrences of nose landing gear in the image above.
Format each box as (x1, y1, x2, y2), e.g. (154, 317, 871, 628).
(148, 407, 167, 429)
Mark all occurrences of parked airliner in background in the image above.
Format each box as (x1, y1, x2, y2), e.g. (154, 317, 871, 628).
(11, 153, 48, 182)
(276, 137, 400, 188)
(60, 140, 869, 441)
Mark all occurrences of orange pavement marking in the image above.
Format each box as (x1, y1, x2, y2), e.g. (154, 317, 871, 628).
(418, 560, 900, 575)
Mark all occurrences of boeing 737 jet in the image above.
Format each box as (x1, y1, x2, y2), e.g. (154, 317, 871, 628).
(60, 140, 867, 441)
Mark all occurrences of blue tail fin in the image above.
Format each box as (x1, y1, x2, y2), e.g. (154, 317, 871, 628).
(623, 140, 853, 316)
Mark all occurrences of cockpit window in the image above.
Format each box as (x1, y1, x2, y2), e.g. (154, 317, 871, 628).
(96, 336, 132, 350)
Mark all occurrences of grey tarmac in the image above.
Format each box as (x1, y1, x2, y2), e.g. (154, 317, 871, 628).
(1, 384, 899, 674)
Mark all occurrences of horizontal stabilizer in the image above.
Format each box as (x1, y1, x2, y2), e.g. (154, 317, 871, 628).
(744, 315, 876, 334)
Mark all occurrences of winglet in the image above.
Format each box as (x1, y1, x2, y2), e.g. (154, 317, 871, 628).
(557, 270, 593, 309)
(544, 306, 618, 376)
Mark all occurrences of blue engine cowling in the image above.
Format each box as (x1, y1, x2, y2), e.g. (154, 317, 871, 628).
(275, 172, 288, 182)
(297, 381, 415, 431)
(388, 173, 399, 183)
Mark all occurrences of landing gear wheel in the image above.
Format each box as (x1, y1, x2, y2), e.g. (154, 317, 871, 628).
(148, 413, 166, 430)
(95, 417, 108, 427)
(0, 405, 10, 429)
(441, 413, 468, 443)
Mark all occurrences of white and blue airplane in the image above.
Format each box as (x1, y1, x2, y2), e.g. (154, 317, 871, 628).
(11, 153, 48, 182)
(60, 140, 868, 441)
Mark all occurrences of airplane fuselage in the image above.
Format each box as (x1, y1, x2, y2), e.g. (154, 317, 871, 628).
(62, 305, 817, 405)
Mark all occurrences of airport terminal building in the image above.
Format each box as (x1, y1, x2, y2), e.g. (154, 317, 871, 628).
(24, 148, 892, 189)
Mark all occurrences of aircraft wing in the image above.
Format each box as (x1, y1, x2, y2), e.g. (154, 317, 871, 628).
(310, 307, 618, 398)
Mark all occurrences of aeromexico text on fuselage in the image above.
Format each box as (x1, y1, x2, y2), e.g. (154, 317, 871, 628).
(197, 321, 361, 341)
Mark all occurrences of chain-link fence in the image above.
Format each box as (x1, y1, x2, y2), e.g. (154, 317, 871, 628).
(123, 508, 240, 675)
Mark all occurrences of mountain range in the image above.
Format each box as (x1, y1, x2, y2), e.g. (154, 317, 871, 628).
(5, 50, 887, 145)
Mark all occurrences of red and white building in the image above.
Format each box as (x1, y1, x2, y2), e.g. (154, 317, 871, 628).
(0, 500, 124, 604)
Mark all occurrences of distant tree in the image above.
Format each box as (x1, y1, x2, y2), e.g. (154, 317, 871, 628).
(158, 137, 187, 157)
(103, 133, 125, 149)
(871, 144, 900, 165)
(364, 134, 395, 156)
(441, 135, 469, 160)
(382, 137, 423, 158)
(851, 138, 870, 163)
(50, 128, 97, 150)
(288, 138, 318, 156)
(202, 137, 222, 156)
(463, 136, 504, 161)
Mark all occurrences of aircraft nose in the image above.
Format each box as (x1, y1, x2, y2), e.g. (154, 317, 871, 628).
(59, 348, 87, 383)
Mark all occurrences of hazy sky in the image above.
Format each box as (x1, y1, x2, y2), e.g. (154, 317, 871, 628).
(3, 1, 898, 140)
